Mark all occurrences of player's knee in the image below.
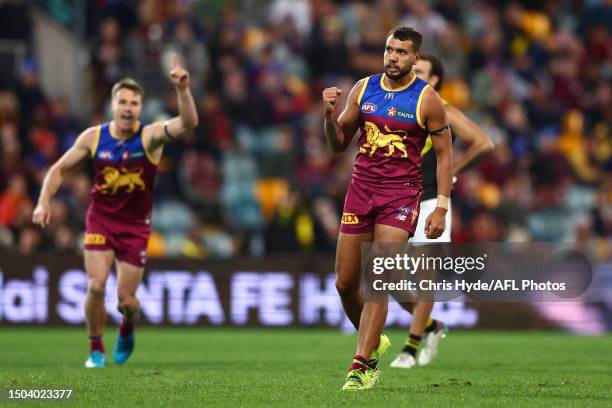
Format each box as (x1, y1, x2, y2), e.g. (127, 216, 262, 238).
(335, 276, 360, 296)
(87, 281, 106, 301)
(118, 294, 139, 315)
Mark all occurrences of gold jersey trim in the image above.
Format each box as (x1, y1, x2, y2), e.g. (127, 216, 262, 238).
(357, 76, 370, 106)
(90, 125, 101, 159)
(380, 73, 416, 92)
(142, 127, 160, 165)
(421, 136, 432, 156)
(416, 84, 431, 129)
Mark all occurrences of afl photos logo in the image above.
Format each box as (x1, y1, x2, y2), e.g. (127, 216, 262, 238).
(361, 102, 378, 113)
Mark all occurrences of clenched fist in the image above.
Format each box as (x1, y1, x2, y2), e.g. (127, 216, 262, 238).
(169, 54, 190, 89)
(322, 87, 342, 116)
(32, 202, 51, 228)
(424, 207, 446, 239)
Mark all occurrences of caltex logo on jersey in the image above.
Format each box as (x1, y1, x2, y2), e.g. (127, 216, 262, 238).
(123, 151, 129, 160)
(387, 107, 398, 117)
(361, 102, 378, 113)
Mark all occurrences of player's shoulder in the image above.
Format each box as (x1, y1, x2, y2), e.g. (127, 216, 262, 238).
(140, 121, 163, 142)
(353, 76, 371, 92)
(356, 72, 384, 89)
(352, 76, 375, 106)
(422, 84, 444, 105)
(140, 120, 159, 132)
(76, 125, 103, 144)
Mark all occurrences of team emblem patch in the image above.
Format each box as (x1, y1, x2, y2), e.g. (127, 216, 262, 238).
(359, 121, 408, 158)
(341, 212, 359, 224)
(98, 166, 146, 195)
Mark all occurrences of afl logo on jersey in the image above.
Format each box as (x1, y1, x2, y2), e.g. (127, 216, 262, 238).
(387, 106, 398, 117)
(361, 102, 378, 113)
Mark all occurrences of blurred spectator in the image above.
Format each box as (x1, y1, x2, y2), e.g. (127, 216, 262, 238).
(401, 0, 447, 51)
(18, 224, 42, 255)
(306, 15, 350, 78)
(0, 1, 610, 258)
(269, 0, 312, 36)
(91, 16, 136, 110)
(13, 58, 46, 142)
(0, 173, 30, 228)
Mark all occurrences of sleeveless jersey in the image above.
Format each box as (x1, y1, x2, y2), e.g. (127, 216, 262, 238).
(420, 98, 454, 200)
(353, 73, 430, 186)
(89, 122, 157, 223)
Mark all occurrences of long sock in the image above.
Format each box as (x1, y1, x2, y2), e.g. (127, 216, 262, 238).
(349, 355, 369, 373)
(424, 317, 438, 333)
(89, 335, 105, 353)
(401, 333, 421, 357)
(119, 320, 134, 337)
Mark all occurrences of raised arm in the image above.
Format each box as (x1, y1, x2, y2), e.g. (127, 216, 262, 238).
(446, 105, 494, 175)
(322, 78, 366, 153)
(32, 127, 97, 227)
(146, 55, 199, 153)
(421, 87, 453, 239)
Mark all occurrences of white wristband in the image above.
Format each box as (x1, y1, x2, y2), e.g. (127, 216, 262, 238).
(436, 195, 449, 210)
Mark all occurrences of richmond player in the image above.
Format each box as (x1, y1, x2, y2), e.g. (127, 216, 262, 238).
(390, 53, 494, 369)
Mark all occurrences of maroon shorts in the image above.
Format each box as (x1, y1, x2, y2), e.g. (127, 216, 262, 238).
(340, 179, 422, 236)
(84, 209, 151, 267)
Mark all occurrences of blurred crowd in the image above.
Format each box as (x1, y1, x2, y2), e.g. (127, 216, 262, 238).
(0, 0, 610, 259)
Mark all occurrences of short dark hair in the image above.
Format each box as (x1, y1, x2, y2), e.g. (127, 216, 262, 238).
(387, 26, 423, 52)
(111, 78, 144, 99)
(420, 54, 445, 91)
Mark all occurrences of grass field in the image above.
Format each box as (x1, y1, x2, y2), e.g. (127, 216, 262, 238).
(0, 328, 611, 407)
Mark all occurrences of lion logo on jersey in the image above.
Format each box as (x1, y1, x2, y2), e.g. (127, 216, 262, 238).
(99, 166, 145, 195)
(359, 121, 409, 158)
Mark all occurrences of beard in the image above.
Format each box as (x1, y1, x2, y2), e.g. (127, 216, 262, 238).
(385, 64, 412, 80)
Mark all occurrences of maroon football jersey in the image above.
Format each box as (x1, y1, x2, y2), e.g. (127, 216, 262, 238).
(353, 73, 430, 186)
(89, 122, 157, 223)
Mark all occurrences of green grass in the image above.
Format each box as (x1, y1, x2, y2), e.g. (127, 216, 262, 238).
(0, 328, 611, 407)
